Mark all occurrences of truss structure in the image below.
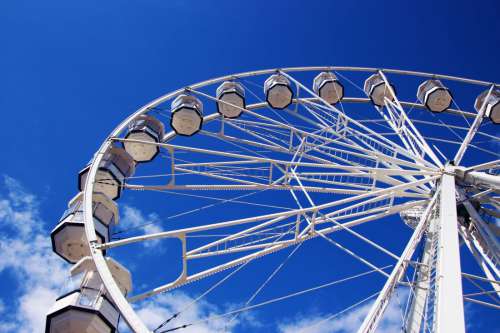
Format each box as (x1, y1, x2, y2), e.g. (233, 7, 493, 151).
(77, 67, 500, 333)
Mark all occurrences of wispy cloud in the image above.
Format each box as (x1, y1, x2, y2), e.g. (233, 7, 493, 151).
(0, 175, 67, 332)
(117, 290, 255, 333)
(120, 204, 164, 248)
(0, 176, 238, 332)
(277, 293, 405, 333)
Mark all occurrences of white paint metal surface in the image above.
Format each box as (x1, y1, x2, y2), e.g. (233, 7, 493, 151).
(357, 192, 439, 333)
(405, 218, 436, 333)
(72, 66, 499, 332)
(434, 172, 465, 333)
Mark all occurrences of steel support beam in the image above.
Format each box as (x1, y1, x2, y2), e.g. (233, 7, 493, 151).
(434, 172, 465, 333)
(405, 226, 434, 333)
(454, 85, 494, 165)
(464, 171, 500, 191)
(357, 192, 439, 333)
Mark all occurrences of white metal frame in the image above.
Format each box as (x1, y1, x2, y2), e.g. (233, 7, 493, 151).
(79, 66, 500, 333)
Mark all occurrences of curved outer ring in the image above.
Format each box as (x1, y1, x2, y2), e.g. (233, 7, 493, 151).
(82, 66, 498, 332)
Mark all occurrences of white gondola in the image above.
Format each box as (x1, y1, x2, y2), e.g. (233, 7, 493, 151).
(475, 88, 500, 124)
(313, 72, 344, 105)
(51, 192, 118, 263)
(264, 74, 293, 109)
(364, 73, 395, 107)
(45, 257, 131, 333)
(417, 79, 452, 113)
(216, 81, 246, 118)
(170, 94, 203, 136)
(78, 147, 135, 200)
(123, 115, 165, 162)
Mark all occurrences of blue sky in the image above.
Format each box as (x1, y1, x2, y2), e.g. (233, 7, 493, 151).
(0, 1, 499, 332)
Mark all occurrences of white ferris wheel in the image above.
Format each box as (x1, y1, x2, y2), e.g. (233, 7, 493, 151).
(45, 67, 500, 333)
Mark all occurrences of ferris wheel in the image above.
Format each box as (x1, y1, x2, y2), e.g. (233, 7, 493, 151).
(45, 66, 500, 333)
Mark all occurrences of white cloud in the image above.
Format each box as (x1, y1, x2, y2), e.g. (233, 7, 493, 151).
(120, 204, 164, 248)
(138, 292, 230, 333)
(0, 175, 241, 333)
(131, 291, 246, 333)
(277, 293, 405, 333)
(17, 287, 60, 332)
(0, 175, 40, 237)
(0, 322, 16, 332)
(0, 175, 67, 333)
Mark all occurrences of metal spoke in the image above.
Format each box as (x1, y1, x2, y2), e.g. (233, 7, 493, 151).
(454, 85, 495, 164)
(99, 176, 438, 250)
(377, 71, 443, 167)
